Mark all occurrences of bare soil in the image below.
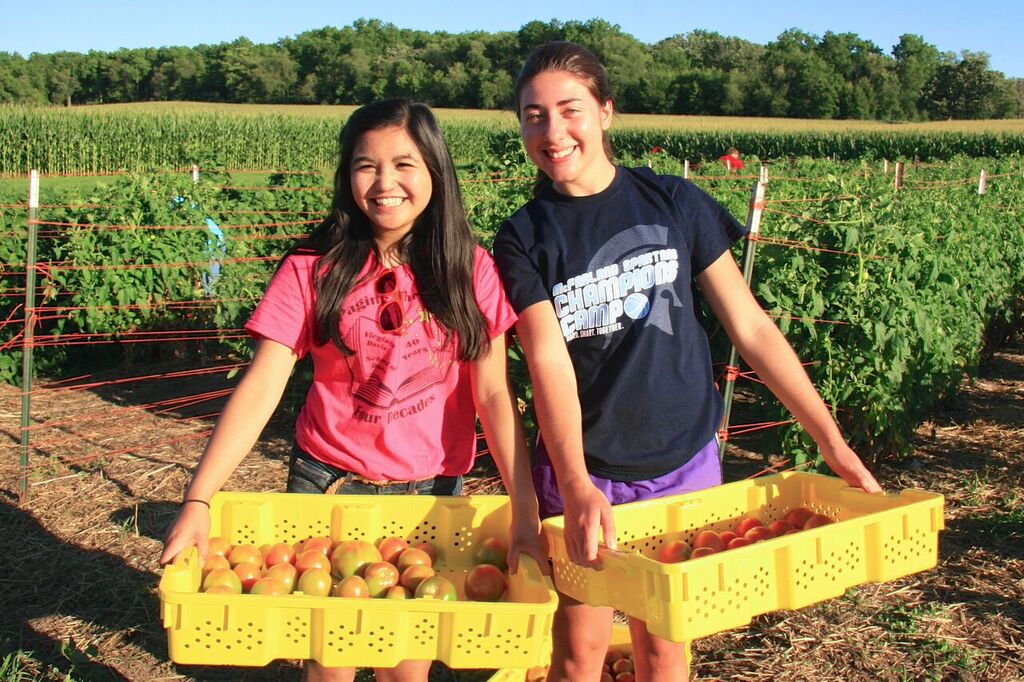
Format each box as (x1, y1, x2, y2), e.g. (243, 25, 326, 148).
(1, 341, 1022, 681)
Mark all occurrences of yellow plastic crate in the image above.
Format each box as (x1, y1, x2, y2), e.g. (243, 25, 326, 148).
(543, 472, 944, 642)
(487, 623, 689, 681)
(159, 493, 558, 669)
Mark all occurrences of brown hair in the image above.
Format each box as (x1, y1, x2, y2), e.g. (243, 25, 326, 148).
(514, 41, 615, 193)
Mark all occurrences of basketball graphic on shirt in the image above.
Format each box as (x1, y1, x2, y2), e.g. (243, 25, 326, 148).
(586, 224, 683, 346)
(623, 293, 651, 320)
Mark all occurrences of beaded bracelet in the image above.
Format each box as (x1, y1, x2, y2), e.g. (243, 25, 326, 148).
(182, 498, 210, 508)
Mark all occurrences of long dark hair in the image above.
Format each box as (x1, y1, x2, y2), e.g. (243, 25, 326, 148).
(287, 98, 489, 362)
(514, 41, 615, 195)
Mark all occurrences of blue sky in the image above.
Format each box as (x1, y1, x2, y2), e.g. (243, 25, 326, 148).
(2, 0, 1022, 77)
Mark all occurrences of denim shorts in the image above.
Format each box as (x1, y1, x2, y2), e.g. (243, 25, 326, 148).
(533, 437, 722, 519)
(286, 444, 463, 496)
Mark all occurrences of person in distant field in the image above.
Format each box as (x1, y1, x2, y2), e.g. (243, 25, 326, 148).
(493, 41, 882, 682)
(720, 147, 744, 172)
(160, 98, 545, 682)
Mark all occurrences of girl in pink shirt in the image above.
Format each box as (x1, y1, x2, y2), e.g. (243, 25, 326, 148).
(161, 99, 545, 682)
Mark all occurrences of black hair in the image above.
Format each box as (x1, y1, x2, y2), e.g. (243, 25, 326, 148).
(286, 98, 489, 362)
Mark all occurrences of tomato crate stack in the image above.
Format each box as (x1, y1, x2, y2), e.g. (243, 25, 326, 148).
(158, 493, 558, 669)
(542, 472, 945, 642)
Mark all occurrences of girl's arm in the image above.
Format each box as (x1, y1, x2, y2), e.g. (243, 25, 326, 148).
(160, 338, 299, 564)
(471, 329, 548, 574)
(513, 302, 616, 568)
(696, 251, 881, 492)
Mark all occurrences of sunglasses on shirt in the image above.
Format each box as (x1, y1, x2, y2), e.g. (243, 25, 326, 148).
(375, 270, 404, 334)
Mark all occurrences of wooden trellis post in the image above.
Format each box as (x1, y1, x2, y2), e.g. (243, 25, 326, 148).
(978, 169, 987, 195)
(894, 162, 905, 190)
(719, 164, 768, 462)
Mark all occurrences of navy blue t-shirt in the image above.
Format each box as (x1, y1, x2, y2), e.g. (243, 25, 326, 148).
(493, 166, 746, 480)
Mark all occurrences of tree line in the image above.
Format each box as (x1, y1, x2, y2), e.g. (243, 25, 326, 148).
(2, 18, 1021, 120)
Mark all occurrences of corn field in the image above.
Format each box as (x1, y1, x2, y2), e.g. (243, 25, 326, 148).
(4, 105, 1024, 176)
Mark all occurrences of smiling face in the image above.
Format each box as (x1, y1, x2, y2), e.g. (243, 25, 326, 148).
(518, 70, 615, 197)
(350, 125, 433, 252)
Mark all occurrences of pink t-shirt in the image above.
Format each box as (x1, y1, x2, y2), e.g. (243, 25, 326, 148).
(245, 246, 516, 481)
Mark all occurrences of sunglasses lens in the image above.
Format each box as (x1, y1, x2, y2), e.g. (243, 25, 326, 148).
(378, 301, 403, 332)
(375, 271, 397, 294)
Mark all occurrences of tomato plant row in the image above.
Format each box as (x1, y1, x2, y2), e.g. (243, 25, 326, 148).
(1, 154, 1021, 468)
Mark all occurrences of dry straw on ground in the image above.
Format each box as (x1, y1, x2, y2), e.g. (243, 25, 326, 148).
(1, 340, 1022, 681)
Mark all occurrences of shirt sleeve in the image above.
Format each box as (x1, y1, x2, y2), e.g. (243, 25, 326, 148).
(666, 177, 747, 275)
(473, 246, 518, 338)
(492, 219, 551, 314)
(244, 255, 316, 357)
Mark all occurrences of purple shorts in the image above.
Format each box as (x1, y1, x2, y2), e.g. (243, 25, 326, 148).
(533, 437, 723, 519)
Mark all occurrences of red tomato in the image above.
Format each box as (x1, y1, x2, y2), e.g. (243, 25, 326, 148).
(611, 658, 634, 674)
(333, 575, 370, 598)
(473, 536, 509, 571)
(264, 563, 297, 591)
(296, 567, 332, 597)
(744, 526, 776, 543)
(227, 544, 262, 568)
(302, 536, 333, 556)
(734, 517, 764, 536)
(250, 577, 289, 595)
(400, 563, 435, 593)
(414, 575, 458, 601)
(330, 540, 382, 579)
(385, 585, 411, 599)
(690, 546, 717, 559)
(783, 507, 816, 529)
(376, 536, 410, 565)
(202, 567, 242, 593)
(726, 537, 751, 550)
(363, 561, 401, 598)
(656, 539, 692, 563)
(803, 513, 835, 529)
(692, 530, 725, 553)
(232, 561, 263, 592)
(204, 584, 238, 595)
(396, 547, 433, 573)
(294, 548, 331, 576)
(464, 564, 507, 602)
(201, 554, 231, 577)
(411, 541, 439, 564)
(206, 536, 232, 558)
(263, 542, 297, 568)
